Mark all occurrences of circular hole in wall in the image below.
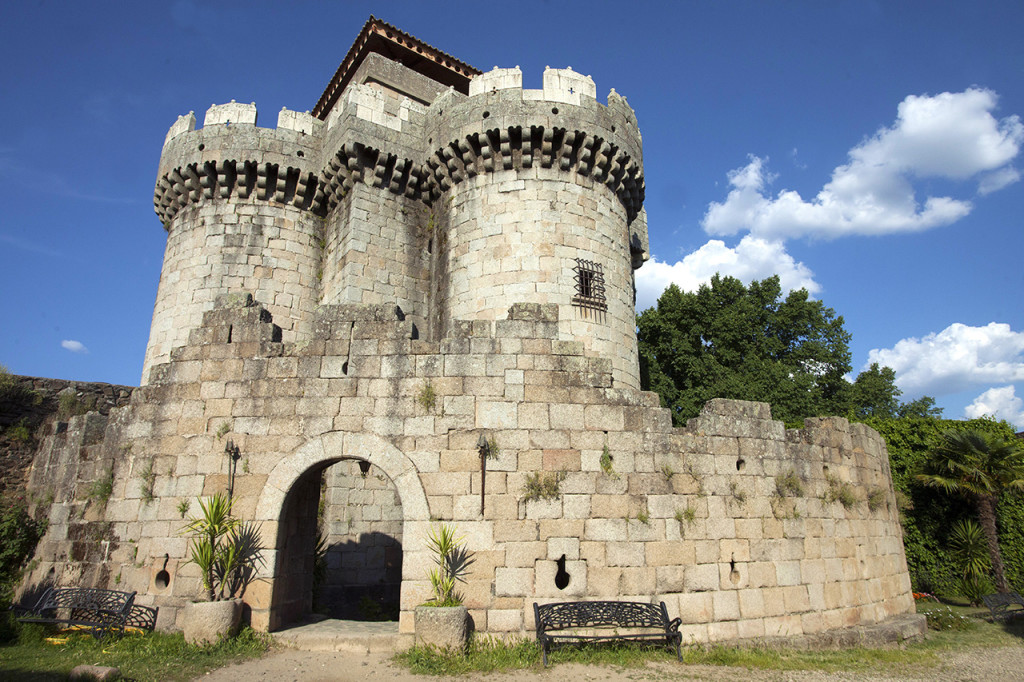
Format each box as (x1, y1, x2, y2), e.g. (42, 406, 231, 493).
(611, 125, 616, 132)
(823, 465, 830, 475)
(198, 144, 205, 151)
(482, 111, 490, 119)
(155, 570, 170, 590)
(341, 361, 349, 375)
(297, 150, 304, 158)
(736, 457, 746, 472)
(551, 107, 559, 115)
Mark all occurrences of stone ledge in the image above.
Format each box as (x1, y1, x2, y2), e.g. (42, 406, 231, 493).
(732, 613, 926, 650)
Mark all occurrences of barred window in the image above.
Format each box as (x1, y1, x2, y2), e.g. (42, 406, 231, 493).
(572, 258, 607, 318)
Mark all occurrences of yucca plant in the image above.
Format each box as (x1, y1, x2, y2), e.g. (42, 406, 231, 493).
(949, 518, 994, 605)
(423, 523, 475, 607)
(182, 493, 264, 601)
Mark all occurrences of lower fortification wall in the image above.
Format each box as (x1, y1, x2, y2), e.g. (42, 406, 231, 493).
(20, 296, 917, 641)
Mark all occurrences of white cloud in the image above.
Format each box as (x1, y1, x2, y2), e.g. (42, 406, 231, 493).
(965, 385, 1024, 429)
(865, 322, 1024, 396)
(635, 235, 820, 312)
(61, 340, 88, 354)
(703, 88, 1023, 240)
(978, 165, 1021, 195)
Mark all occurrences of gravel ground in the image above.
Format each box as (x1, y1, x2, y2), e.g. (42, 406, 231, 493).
(196, 642, 1024, 681)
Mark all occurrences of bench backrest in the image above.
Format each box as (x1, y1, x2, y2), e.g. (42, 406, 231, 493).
(536, 601, 668, 630)
(36, 588, 136, 615)
(983, 592, 1024, 611)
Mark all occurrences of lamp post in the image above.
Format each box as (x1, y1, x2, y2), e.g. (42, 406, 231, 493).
(477, 433, 491, 515)
(225, 439, 241, 500)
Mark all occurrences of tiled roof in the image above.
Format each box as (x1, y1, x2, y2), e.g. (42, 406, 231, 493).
(312, 16, 481, 120)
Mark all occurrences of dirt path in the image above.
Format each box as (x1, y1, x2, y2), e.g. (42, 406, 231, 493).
(197, 643, 1024, 681)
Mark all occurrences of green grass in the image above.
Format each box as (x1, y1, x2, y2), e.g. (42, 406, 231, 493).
(0, 624, 270, 681)
(392, 604, 1024, 677)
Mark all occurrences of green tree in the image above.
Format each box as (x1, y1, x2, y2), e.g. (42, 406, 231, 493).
(917, 429, 1024, 593)
(847, 363, 901, 419)
(637, 275, 853, 426)
(898, 395, 944, 419)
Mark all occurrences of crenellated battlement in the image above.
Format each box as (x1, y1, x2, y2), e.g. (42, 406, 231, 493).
(155, 68, 645, 227)
(163, 101, 324, 145)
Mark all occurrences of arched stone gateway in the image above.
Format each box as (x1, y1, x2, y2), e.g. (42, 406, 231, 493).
(252, 431, 429, 632)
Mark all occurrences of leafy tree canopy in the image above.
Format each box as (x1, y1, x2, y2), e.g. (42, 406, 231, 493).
(637, 275, 930, 426)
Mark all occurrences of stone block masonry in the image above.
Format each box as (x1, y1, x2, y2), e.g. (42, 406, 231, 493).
(16, 18, 922, 646)
(21, 296, 917, 641)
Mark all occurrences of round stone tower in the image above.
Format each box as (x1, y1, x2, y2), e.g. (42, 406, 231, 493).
(146, 103, 326, 382)
(423, 67, 647, 390)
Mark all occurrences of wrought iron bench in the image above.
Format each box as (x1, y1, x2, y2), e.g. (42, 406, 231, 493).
(12, 587, 156, 638)
(533, 600, 682, 666)
(982, 592, 1024, 622)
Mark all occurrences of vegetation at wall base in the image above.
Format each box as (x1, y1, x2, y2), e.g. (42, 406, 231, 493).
(0, 626, 269, 681)
(394, 613, 1023, 676)
(862, 415, 1024, 596)
(0, 495, 46, 642)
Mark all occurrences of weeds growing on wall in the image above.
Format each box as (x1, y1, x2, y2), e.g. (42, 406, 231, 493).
(675, 504, 697, 529)
(139, 460, 157, 504)
(417, 381, 437, 412)
(866, 486, 887, 512)
(4, 419, 33, 445)
(522, 471, 565, 503)
(87, 467, 115, 507)
(0, 365, 39, 406)
(599, 445, 615, 476)
(823, 475, 857, 509)
(56, 391, 90, 421)
(775, 470, 805, 497)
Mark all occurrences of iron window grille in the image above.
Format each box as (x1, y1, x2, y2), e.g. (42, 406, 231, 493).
(572, 258, 607, 318)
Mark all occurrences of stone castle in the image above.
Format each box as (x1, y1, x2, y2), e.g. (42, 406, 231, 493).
(20, 17, 920, 642)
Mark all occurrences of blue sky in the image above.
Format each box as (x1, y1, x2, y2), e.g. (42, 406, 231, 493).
(1, 1, 1022, 427)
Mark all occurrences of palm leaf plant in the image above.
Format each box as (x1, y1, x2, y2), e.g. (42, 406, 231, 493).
(182, 493, 264, 601)
(423, 523, 474, 607)
(917, 429, 1024, 593)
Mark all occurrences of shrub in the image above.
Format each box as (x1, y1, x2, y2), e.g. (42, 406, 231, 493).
(4, 420, 32, 445)
(0, 365, 37, 405)
(949, 519, 991, 580)
(0, 496, 46, 612)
